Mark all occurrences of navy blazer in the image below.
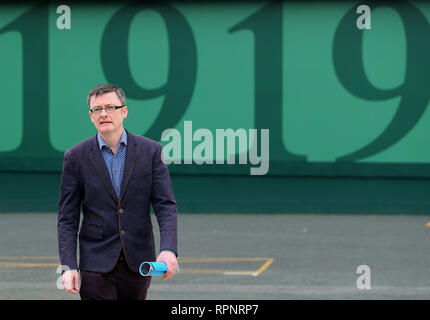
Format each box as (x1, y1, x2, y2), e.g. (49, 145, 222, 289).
(57, 129, 178, 273)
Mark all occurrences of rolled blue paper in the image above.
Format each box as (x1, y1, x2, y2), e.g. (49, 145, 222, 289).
(139, 261, 168, 276)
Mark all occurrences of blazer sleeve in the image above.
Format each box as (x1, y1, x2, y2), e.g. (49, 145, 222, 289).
(150, 143, 178, 256)
(57, 151, 82, 270)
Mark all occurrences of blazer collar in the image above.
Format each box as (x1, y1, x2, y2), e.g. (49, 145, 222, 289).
(119, 129, 139, 203)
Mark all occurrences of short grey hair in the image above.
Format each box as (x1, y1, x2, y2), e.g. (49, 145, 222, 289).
(87, 83, 126, 108)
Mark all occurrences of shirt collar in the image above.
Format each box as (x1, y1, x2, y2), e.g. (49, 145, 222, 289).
(97, 129, 127, 151)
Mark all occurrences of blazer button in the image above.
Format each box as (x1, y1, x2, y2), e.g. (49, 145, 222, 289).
(118, 208, 124, 214)
(120, 230, 126, 235)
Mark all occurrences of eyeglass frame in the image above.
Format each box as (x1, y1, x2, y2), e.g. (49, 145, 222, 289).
(89, 105, 125, 115)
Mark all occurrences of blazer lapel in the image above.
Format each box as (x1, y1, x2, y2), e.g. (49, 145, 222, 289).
(119, 130, 139, 204)
(88, 135, 118, 203)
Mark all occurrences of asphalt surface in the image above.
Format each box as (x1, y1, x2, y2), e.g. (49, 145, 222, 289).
(1, 213, 430, 299)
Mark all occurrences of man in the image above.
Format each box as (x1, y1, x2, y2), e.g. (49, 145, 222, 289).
(57, 83, 178, 300)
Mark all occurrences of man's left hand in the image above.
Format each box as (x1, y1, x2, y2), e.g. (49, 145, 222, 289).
(156, 251, 178, 280)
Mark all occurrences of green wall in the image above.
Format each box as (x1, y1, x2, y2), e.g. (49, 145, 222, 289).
(1, 1, 430, 213)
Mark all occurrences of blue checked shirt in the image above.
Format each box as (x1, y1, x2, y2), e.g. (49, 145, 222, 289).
(97, 129, 127, 199)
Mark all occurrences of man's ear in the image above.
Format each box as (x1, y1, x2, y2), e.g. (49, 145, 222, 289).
(89, 111, 95, 123)
(122, 106, 128, 119)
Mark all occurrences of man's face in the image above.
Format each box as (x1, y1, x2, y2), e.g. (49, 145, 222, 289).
(89, 91, 128, 135)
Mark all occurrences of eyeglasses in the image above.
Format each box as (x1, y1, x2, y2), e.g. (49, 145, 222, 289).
(89, 105, 125, 115)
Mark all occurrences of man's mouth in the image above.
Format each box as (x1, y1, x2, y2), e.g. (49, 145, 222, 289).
(100, 121, 112, 125)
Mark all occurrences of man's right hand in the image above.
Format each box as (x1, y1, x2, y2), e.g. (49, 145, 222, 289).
(62, 269, 79, 294)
